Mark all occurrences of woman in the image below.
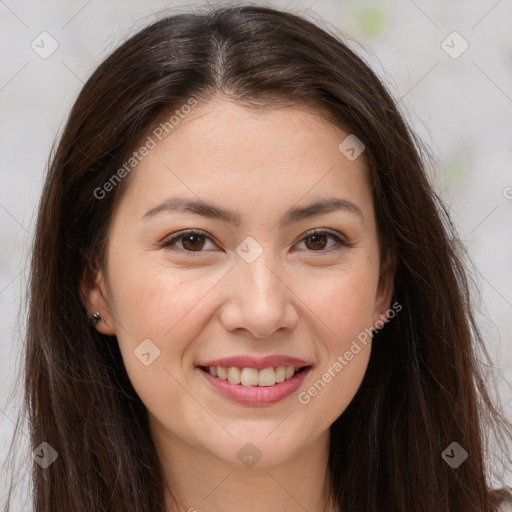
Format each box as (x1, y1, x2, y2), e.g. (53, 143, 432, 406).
(3, 4, 512, 511)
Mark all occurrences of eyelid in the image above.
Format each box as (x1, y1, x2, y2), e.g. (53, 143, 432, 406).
(159, 228, 350, 253)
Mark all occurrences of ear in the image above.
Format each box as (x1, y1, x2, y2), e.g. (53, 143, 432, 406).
(372, 251, 396, 327)
(80, 262, 116, 336)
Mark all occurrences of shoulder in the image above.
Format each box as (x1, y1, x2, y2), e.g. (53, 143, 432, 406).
(494, 486, 512, 512)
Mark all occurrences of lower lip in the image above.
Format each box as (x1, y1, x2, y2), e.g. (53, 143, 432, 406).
(198, 366, 312, 406)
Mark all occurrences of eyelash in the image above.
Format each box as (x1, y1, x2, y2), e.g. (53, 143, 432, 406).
(159, 228, 349, 255)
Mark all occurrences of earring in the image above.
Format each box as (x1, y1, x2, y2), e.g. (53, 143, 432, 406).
(89, 312, 103, 325)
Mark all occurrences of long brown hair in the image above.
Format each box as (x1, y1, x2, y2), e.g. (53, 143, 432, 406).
(3, 4, 511, 511)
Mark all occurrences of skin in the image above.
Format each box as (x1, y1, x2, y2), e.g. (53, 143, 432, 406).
(82, 96, 394, 512)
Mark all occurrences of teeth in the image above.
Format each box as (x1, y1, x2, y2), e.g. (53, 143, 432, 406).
(227, 367, 241, 384)
(285, 366, 295, 379)
(207, 365, 301, 386)
(275, 366, 285, 383)
(240, 367, 258, 386)
(258, 367, 276, 386)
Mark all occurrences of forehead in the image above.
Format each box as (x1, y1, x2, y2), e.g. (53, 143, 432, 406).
(146, 97, 359, 165)
(115, 97, 373, 222)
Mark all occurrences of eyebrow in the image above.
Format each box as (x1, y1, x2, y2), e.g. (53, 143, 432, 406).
(141, 196, 364, 227)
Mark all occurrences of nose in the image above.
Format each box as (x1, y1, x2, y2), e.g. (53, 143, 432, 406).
(218, 249, 299, 339)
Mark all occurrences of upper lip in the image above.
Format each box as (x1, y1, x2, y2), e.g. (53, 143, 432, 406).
(197, 355, 313, 370)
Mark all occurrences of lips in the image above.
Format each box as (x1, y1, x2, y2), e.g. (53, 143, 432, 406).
(198, 364, 313, 405)
(195, 355, 313, 405)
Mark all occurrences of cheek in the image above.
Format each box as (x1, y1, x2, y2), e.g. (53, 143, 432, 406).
(107, 267, 212, 421)
(309, 345, 371, 429)
(109, 252, 210, 338)
(296, 258, 380, 341)
(297, 321, 372, 433)
(292, 256, 378, 418)
(106, 256, 214, 387)
(297, 271, 374, 428)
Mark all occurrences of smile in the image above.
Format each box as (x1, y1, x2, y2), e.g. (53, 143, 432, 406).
(197, 365, 313, 406)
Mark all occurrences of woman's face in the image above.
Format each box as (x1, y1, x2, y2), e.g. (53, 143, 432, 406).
(84, 96, 393, 468)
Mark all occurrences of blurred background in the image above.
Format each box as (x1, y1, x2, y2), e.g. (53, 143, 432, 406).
(1, 0, 511, 507)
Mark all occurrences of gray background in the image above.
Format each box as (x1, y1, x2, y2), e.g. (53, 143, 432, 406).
(1, 0, 511, 507)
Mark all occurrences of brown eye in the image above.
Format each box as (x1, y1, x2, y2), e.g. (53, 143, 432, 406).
(181, 233, 206, 251)
(160, 230, 216, 252)
(297, 230, 346, 252)
(304, 233, 329, 251)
